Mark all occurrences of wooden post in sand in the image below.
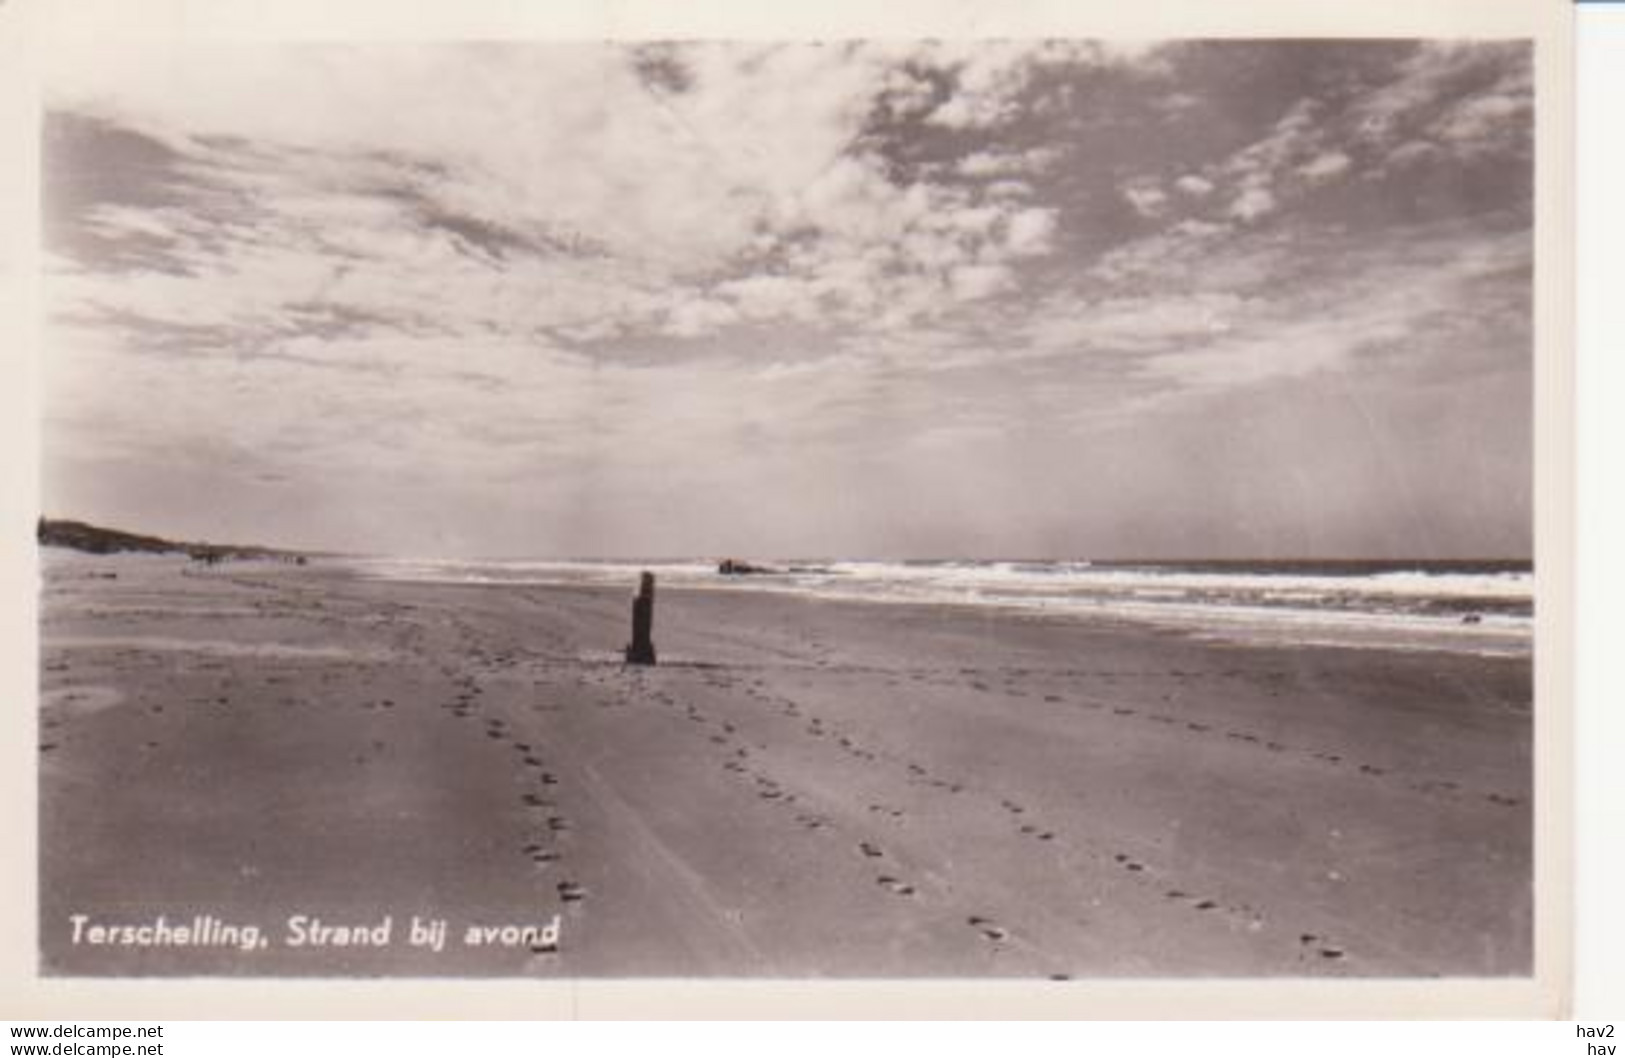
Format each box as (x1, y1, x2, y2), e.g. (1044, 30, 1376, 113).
(625, 571, 657, 665)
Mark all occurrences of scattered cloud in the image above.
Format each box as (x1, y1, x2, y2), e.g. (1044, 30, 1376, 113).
(1228, 186, 1278, 222)
(1299, 150, 1352, 181)
(1349, 41, 1534, 170)
(956, 147, 1059, 179)
(1121, 179, 1171, 218)
(1004, 209, 1058, 256)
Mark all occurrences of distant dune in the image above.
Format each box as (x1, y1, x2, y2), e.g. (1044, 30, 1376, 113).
(37, 517, 304, 563)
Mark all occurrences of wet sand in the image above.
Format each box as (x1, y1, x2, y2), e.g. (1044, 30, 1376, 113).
(37, 552, 1532, 977)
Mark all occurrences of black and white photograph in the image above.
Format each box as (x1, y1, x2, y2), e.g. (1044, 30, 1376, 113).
(23, 8, 1562, 1004)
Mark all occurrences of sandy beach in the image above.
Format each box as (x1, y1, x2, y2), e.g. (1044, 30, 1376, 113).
(37, 550, 1532, 978)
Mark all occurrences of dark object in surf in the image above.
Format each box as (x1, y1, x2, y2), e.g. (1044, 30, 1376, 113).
(1461, 613, 1483, 625)
(718, 558, 775, 575)
(625, 571, 657, 665)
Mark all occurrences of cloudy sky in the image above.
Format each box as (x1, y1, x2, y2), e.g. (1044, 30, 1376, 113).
(41, 39, 1532, 559)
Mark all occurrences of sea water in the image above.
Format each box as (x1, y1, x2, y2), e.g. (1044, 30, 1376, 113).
(348, 556, 1533, 657)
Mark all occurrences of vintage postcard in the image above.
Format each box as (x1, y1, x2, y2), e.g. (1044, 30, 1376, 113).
(2, 0, 1573, 1019)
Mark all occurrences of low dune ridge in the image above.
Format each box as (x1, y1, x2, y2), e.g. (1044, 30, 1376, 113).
(37, 549, 1531, 977)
